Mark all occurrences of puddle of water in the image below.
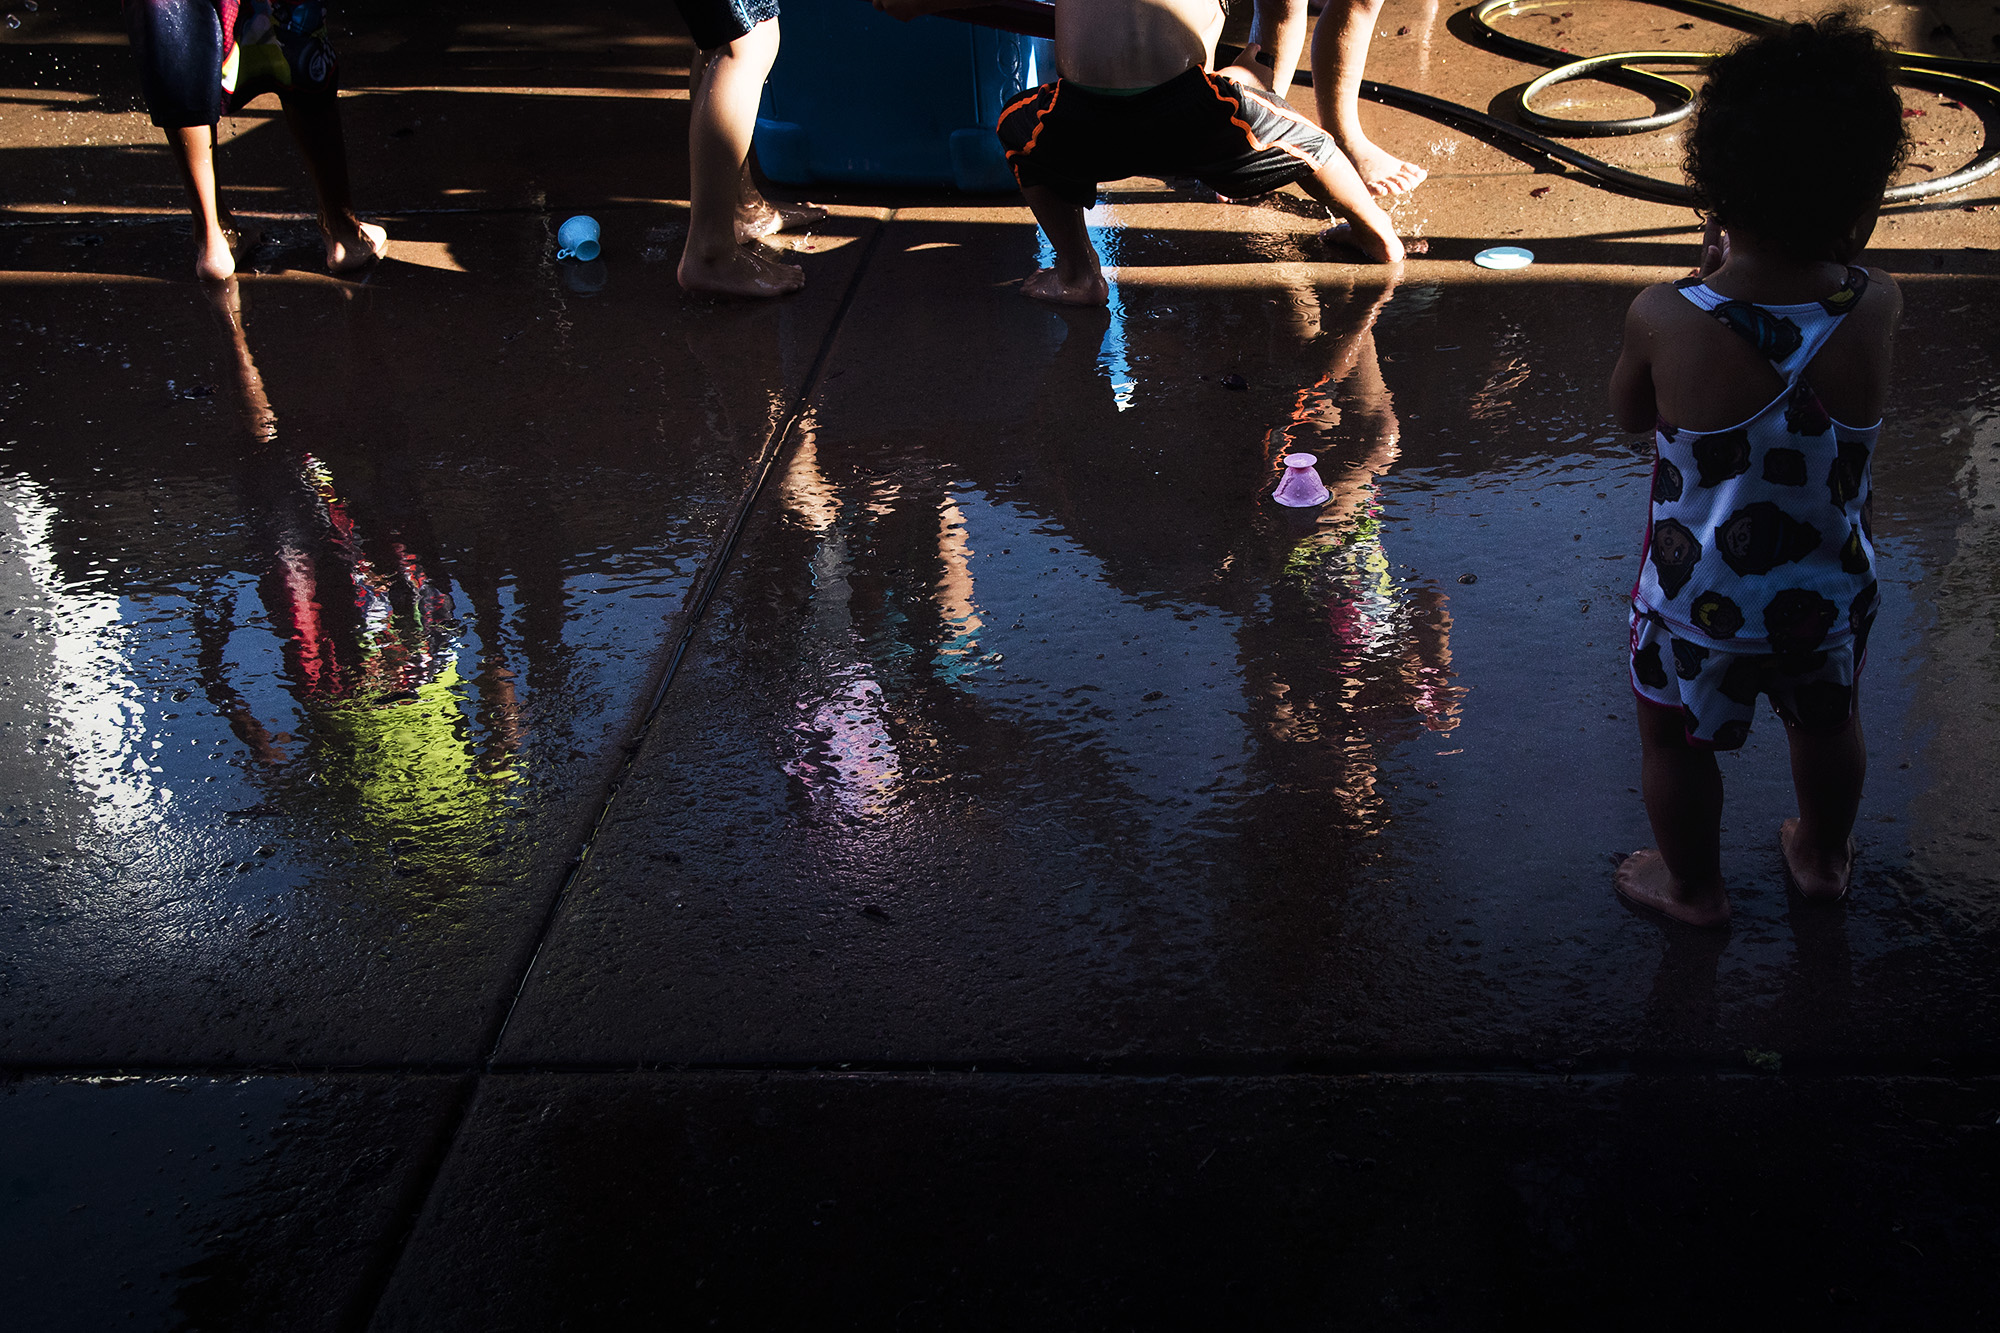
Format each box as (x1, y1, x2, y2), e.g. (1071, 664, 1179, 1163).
(744, 257, 2000, 1047)
(0, 228, 806, 1053)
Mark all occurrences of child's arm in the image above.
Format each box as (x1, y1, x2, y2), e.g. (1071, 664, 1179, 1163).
(1609, 291, 1661, 433)
(1230, 0, 1306, 94)
(873, 0, 997, 19)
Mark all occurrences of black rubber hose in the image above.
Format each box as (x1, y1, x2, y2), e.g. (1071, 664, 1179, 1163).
(1354, 74, 1698, 202)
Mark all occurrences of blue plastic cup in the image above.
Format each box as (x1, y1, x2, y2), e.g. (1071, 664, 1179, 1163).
(556, 215, 601, 262)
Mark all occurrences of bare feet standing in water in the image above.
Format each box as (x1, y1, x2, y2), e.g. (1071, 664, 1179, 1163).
(674, 10, 809, 298)
(1781, 815, 1856, 900)
(125, 0, 388, 282)
(1311, 0, 1427, 197)
(1615, 706, 1733, 929)
(736, 190, 826, 244)
(323, 217, 390, 272)
(1017, 201, 1112, 305)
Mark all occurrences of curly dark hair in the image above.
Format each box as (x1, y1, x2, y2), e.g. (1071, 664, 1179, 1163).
(1684, 11, 1909, 260)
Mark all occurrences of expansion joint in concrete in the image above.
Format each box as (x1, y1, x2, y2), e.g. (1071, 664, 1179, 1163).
(4, 1055, 1996, 1081)
(333, 208, 898, 1333)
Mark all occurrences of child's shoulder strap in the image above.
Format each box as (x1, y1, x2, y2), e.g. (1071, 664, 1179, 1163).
(1817, 266, 1870, 316)
(1675, 268, 1867, 375)
(1673, 275, 1721, 307)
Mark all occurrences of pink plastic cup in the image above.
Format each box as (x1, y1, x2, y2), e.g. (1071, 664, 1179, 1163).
(1272, 453, 1331, 507)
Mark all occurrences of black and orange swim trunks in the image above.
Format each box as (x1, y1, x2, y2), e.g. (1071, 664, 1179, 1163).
(995, 67, 1338, 207)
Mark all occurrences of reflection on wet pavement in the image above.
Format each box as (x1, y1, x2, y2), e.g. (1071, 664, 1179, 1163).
(506, 222, 2000, 1064)
(0, 212, 874, 1061)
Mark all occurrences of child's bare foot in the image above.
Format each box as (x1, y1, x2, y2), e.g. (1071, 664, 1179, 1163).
(1780, 819, 1855, 901)
(678, 244, 805, 298)
(194, 225, 237, 283)
(735, 199, 827, 243)
(1614, 849, 1732, 927)
(1319, 218, 1405, 264)
(1020, 265, 1109, 306)
(1337, 131, 1428, 197)
(219, 211, 264, 252)
(323, 217, 388, 272)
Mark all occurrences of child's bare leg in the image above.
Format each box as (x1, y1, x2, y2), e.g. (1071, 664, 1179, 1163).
(1780, 710, 1865, 900)
(679, 20, 803, 297)
(1229, 0, 1307, 96)
(1019, 185, 1109, 305)
(279, 91, 387, 271)
(684, 45, 826, 243)
(202, 276, 279, 443)
(1617, 702, 1731, 926)
(1310, 0, 1426, 196)
(1299, 153, 1403, 263)
(167, 124, 236, 282)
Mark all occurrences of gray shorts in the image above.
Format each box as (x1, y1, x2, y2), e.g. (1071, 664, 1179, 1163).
(997, 68, 1336, 208)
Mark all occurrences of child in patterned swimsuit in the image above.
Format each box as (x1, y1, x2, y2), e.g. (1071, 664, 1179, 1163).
(1607, 13, 1907, 926)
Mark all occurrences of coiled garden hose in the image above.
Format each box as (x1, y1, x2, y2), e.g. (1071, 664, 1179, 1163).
(1442, 0, 2000, 203)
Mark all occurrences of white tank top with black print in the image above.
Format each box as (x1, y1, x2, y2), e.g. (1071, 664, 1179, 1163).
(1633, 267, 1880, 656)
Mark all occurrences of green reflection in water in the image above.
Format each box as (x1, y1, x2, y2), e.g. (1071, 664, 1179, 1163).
(301, 663, 522, 882)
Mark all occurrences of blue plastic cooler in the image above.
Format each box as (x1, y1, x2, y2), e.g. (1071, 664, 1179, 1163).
(752, 0, 1053, 192)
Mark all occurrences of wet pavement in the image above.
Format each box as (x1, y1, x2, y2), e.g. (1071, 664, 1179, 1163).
(5, 0, 2000, 1326)
(0, 211, 883, 1064)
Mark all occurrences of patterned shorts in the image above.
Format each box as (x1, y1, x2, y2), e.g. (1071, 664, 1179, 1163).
(996, 68, 1336, 208)
(672, 0, 778, 51)
(1629, 607, 1863, 750)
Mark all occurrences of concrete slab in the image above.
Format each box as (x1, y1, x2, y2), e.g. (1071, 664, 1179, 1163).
(377, 1069, 2000, 1328)
(2, 1072, 462, 1330)
(0, 209, 882, 1063)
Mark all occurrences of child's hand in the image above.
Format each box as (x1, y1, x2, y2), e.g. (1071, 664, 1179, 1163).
(1691, 215, 1726, 280)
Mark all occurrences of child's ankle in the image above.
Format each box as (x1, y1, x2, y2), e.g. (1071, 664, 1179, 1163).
(1056, 255, 1101, 284)
(1671, 874, 1724, 904)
